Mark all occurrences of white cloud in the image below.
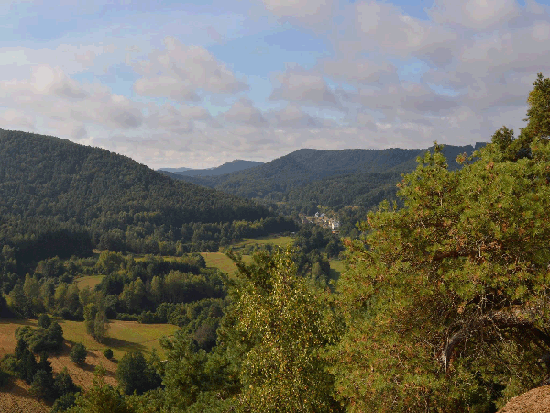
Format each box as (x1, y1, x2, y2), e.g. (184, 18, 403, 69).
(0, 44, 113, 80)
(145, 103, 215, 133)
(322, 59, 398, 85)
(31, 65, 88, 98)
(0, 109, 36, 131)
(270, 104, 323, 128)
(1, 0, 549, 169)
(427, 0, 521, 31)
(270, 70, 339, 106)
(258, 0, 337, 29)
(134, 37, 248, 101)
(223, 98, 268, 127)
(352, 1, 455, 57)
(0, 65, 143, 138)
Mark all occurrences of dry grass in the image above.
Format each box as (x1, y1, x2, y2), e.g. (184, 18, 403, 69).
(0, 319, 120, 413)
(0, 317, 177, 412)
(0, 318, 177, 362)
(0, 377, 51, 413)
(0, 345, 119, 413)
(200, 235, 294, 277)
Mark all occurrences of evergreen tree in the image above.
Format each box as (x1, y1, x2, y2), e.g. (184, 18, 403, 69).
(116, 351, 161, 396)
(68, 366, 134, 413)
(333, 74, 550, 411)
(70, 343, 87, 365)
(54, 367, 80, 397)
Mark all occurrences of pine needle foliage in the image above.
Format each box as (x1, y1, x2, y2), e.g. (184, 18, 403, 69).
(332, 74, 550, 412)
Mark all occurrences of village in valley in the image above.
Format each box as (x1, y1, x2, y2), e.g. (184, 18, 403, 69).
(300, 212, 340, 233)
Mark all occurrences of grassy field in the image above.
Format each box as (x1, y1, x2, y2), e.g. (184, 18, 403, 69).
(329, 259, 346, 277)
(232, 235, 294, 249)
(201, 235, 294, 276)
(200, 252, 253, 276)
(75, 274, 104, 290)
(0, 318, 178, 361)
(59, 319, 178, 360)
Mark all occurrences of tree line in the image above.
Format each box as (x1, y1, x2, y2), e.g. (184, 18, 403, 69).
(2, 74, 550, 412)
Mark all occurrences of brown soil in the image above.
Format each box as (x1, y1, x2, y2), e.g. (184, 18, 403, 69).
(499, 386, 550, 413)
(0, 341, 118, 413)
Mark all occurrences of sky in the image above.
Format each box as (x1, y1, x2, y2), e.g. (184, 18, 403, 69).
(1, 0, 550, 169)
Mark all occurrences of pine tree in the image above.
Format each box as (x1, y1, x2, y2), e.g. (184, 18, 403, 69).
(333, 74, 550, 411)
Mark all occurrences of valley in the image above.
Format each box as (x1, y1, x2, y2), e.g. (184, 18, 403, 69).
(0, 84, 548, 413)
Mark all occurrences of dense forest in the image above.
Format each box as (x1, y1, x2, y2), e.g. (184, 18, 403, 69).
(165, 143, 486, 205)
(1, 74, 550, 412)
(0, 130, 302, 264)
(165, 143, 486, 234)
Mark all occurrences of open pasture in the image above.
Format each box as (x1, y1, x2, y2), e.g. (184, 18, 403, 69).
(0, 318, 177, 362)
(74, 274, 104, 290)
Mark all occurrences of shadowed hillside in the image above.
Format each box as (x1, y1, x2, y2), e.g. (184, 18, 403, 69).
(0, 129, 275, 260)
(165, 143, 486, 211)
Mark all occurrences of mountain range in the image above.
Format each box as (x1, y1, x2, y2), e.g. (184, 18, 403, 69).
(159, 160, 263, 176)
(162, 143, 486, 213)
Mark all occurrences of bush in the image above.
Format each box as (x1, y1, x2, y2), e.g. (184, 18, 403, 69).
(103, 348, 114, 360)
(116, 351, 161, 395)
(115, 313, 139, 321)
(50, 392, 77, 413)
(0, 368, 10, 387)
(1, 354, 18, 375)
(16, 322, 64, 354)
(30, 369, 55, 400)
(53, 367, 80, 397)
(70, 343, 87, 365)
(38, 314, 51, 329)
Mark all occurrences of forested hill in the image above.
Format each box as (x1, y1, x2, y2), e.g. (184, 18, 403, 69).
(166, 159, 264, 176)
(0, 129, 276, 258)
(166, 143, 486, 208)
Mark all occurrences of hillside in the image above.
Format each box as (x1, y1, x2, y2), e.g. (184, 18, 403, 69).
(0, 129, 274, 260)
(169, 159, 264, 176)
(157, 167, 192, 173)
(166, 143, 486, 210)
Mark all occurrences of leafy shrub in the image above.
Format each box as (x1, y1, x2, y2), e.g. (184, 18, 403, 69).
(38, 314, 51, 329)
(50, 392, 77, 413)
(1, 354, 18, 374)
(116, 351, 161, 395)
(15, 322, 64, 354)
(0, 368, 10, 387)
(70, 343, 87, 365)
(14, 338, 38, 384)
(103, 348, 114, 360)
(53, 367, 80, 397)
(30, 369, 55, 400)
(115, 313, 139, 321)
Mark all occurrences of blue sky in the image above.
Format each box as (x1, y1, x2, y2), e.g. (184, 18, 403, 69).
(1, 0, 550, 168)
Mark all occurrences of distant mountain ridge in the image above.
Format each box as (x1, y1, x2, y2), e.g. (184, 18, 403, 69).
(159, 160, 264, 177)
(158, 167, 192, 173)
(164, 143, 487, 209)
